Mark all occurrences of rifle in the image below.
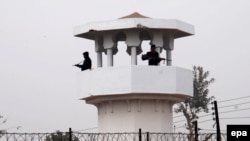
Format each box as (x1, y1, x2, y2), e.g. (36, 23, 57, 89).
(73, 60, 83, 66)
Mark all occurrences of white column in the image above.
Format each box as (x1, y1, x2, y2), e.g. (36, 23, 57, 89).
(166, 50, 172, 66)
(151, 31, 164, 53)
(97, 52, 103, 67)
(95, 36, 104, 68)
(103, 32, 116, 67)
(151, 31, 164, 66)
(168, 35, 174, 66)
(164, 34, 174, 66)
(107, 49, 113, 67)
(125, 30, 141, 66)
(131, 46, 137, 65)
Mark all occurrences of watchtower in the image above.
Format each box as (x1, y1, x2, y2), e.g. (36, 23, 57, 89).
(74, 12, 195, 133)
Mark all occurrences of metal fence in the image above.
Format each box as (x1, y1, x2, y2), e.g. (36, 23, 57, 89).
(0, 132, 227, 141)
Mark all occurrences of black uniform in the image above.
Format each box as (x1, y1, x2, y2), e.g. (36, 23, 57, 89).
(146, 51, 161, 65)
(75, 57, 91, 71)
(75, 52, 92, 71)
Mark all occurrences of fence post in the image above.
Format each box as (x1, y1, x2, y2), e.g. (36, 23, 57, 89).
(69, 128, 72, 141)
(146, 132, 149, 141)
(194, 120, 198, 141)
(214, 101, 221, 141)
(139, 128, 142, 141)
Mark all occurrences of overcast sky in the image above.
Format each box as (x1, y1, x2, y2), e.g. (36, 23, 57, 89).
(1, 0, 250, 133)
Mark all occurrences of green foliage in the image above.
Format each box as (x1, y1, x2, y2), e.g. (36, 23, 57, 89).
(174, 66, 215, 141)
(188, 66, 215, 113)
(0, 116, 7, 138)
(175, 66, 215, 114)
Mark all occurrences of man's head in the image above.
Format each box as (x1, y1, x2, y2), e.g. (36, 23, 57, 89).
(83, 52, 89, 58)
(151, 44, 156, 52)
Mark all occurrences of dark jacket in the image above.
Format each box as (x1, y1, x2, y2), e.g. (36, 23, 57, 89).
(146, 51, 161, 65)
(75, 57, 92, 71)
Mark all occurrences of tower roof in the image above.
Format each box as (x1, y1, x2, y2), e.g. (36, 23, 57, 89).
(119, 12, 150, 19)
(74, 13, 195, 40)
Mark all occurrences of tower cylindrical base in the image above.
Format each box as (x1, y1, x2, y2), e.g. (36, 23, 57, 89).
(88, 94, 174, 133)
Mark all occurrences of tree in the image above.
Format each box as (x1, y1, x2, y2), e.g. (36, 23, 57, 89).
(0, 116, 7, 138)
(0, 115, 21, 138)
(45, 130, 79, 141)
(174, 66, 215, 141)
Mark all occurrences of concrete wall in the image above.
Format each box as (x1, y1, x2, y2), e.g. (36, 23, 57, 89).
(97, 99, 173, 133)
(77, 66, 193, 133)
(77, 66, 193, 97)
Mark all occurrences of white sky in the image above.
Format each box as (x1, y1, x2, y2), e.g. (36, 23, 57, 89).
(0, 0, 250, 133)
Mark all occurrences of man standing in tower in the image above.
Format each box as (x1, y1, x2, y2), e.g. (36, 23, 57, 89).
(142, 44, 165, 65)
(74, 51, 92, 71)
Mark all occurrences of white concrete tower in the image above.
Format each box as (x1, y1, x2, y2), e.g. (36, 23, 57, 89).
(74, 12, 195, 133)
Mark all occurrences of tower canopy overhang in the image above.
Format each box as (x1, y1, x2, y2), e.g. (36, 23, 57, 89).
(74, 12, 195, 40)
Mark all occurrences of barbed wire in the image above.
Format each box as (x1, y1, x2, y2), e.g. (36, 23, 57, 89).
(218, 95, 250, 103)
(218, 107, 250, 114)
(218, 101, 250, 109)
(173, 96, 250, 123)
(74, 127, 98, 132)
(220, 117, 250, 119)
(0, 132, 228, 141)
